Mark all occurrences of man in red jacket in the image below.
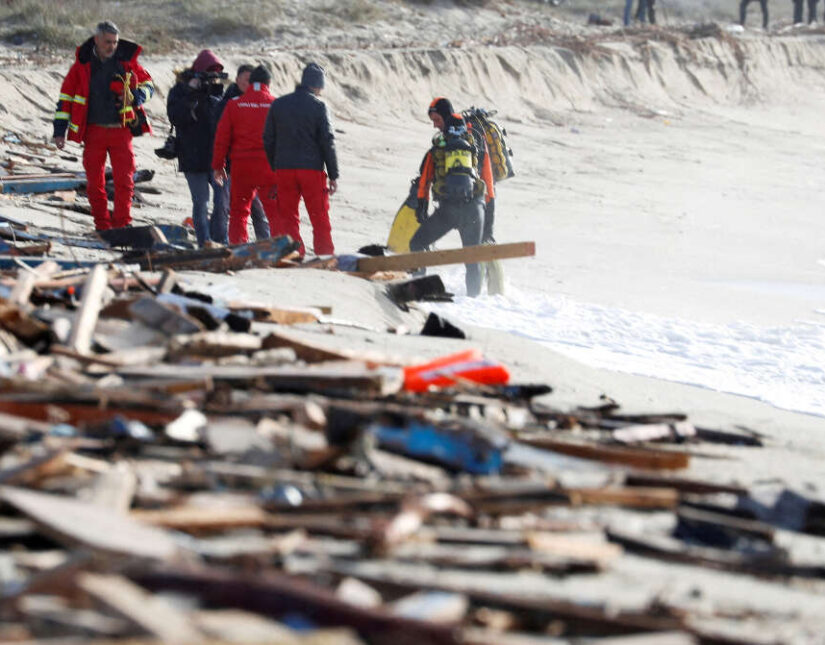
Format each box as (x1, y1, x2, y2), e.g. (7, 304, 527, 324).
(52, 21, 154, 231)
(212, 65, 278, 245)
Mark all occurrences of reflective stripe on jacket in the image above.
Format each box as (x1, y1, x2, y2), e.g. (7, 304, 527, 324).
(53, 37, 154, 143)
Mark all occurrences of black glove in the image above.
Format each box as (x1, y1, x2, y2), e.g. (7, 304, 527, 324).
(415, 197, 429, 224)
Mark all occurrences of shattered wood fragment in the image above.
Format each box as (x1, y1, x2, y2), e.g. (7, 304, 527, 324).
(612, 421, 696, 443)
(0, 447, 72, 486)
(78, 573, 205, 644)
(127, 236, 300, 272)
(128, 296, 204, 336)
(231, 301, 321, 324)
(116, 362, 403, 396)
(625, 474, 747, 496)
(67, 264, 109, 354)
(520, 436, 690, 470)
(157, 268, 178, 294)
(98, 225, 169, 250)
(88, 462, 137, 513)
(315, 561, 685, 637)
(675, 506, 776, 546)
(357, 241, 536, 273)
(129, 566, 462, 645)
(0, 397, 183, 427)
(261, 328, 354, 363)
(0, 298, 52, 345)
(131, 506, 271, 532)
(0, 486, 181, 560)
(169, 331, 262, 358)
(606, 527, 825, 579)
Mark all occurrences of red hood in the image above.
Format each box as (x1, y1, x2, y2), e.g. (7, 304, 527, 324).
(192, 49, 223, 73)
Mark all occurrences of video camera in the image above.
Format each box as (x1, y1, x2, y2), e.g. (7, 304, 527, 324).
(194, 70, 228, 83)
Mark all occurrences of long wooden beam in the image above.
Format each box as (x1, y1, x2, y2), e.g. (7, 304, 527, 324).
(357, 241, 535, 273)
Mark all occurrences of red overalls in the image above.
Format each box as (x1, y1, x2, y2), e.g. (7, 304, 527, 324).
(212, 83, 278, 245)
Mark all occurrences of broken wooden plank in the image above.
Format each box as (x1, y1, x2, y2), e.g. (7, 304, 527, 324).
(98, 225, 169, 250)
(116, 362, 404, 397)
(606, 527, 825, 579)
(88, 461, 137, 513)
(0, 298, 52, 345)
(357, 241, 535, 273)
(128, 296, 204, 336)
(0, 486, 181, 560)
(230, 301, 322, 325)
(0, 175, 85, 194)
(67, 264, 109, 354)
(78, 573, 205, 644)
(519, 436, 690, 470)
(130, 566, 461, 645)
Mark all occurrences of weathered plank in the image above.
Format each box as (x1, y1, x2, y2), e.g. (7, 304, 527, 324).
(78, 573, 205, 644)
(520, 437, 690, 470)
(67, 264, 109, 354)
(357, 241, 536, 273)
(0, 485, 181, 560)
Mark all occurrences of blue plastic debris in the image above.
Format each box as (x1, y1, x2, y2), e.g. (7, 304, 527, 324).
(109, 415, 154, 441)
(260, 484, 303, 507)
(371, 419, 507, 475)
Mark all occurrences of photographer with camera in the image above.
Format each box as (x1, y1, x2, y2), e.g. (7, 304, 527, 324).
(166, 49, 227, 247)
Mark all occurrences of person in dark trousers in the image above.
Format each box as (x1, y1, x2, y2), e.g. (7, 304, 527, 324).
(740, 0, 769, 28)
(166, 49, 225, 247)
(53, 20, 154, 231)
(635, 0, 656, 23)
(409, 98, 495, 298)
(807, 0, 819, 22)
(263, 63, 338, 257)
(212, 63, 270, 244)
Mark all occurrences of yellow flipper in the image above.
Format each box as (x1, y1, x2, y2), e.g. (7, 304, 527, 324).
(387, 203, 420, 254)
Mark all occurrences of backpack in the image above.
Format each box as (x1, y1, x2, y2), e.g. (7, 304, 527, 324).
(462, 107, 515, 183)
(438, 124, 479, 203)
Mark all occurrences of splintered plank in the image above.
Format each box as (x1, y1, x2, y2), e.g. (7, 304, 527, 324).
(520, 437, 690, 470)
(116, 362, 403, 396)
(78, 573, 205, 644)
(130, 566, 460, 645)
(357, 241, 535, 273)
(0, 486, 181, 561)
(132, 506, 271, 532)
(67, 264, 109, 354)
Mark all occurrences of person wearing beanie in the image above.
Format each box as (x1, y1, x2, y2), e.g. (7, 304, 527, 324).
(409, 98, 497, 297)
(167, 49, 226, 247)
(263, 62, 338, 256)
(212, 64, 279, 244)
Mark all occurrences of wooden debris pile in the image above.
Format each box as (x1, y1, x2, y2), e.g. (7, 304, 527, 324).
(0, 259, 822, 645)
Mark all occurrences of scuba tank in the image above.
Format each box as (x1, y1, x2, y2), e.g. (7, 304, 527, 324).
(462, 107, 515, 183)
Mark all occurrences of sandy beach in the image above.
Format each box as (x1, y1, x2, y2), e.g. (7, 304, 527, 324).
(1, 1, 825, 640)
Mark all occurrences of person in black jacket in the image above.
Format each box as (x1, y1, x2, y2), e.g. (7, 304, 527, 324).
(166, 49, 226, 247)
(263, 63, 338, 256)
(211, 63, 270, 244)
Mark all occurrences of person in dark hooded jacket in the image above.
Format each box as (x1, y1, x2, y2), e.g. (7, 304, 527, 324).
(210, 64, 270, 244)
(166, 49, 226, 247)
